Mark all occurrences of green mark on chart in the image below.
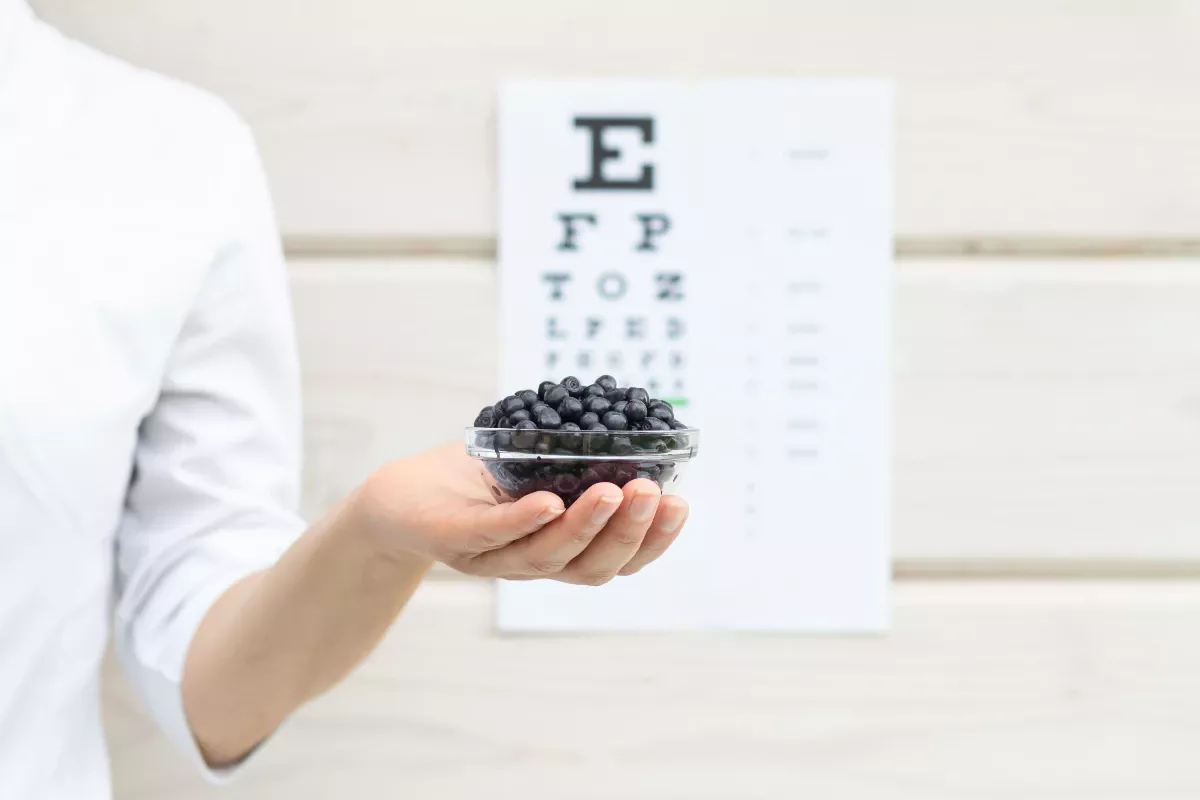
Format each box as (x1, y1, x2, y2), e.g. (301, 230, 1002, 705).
(661, 397, 689, 408)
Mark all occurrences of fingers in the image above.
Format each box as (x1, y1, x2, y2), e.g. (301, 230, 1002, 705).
(617, 495, 689, 576)
(464, 483, 624, 577)
(556, 479, 661, 586)
(447, 490, 566, 557)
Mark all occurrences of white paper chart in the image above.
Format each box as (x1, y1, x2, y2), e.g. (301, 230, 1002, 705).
(497, 79, 891, 632)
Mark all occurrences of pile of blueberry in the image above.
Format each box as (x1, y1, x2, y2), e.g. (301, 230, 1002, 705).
(470, 375, 695, 506)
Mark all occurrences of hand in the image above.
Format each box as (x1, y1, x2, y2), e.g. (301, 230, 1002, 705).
(355, 443, 689, 584)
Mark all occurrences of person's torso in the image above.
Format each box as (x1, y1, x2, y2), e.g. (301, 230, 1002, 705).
(0, 7, 243, 795)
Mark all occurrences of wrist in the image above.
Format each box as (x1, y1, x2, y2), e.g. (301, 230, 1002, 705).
(345, 468, 435, 570)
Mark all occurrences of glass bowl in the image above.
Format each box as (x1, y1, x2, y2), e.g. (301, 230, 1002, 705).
(465, 427, 700, 507)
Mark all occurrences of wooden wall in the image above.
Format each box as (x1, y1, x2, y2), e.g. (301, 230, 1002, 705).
(27, 0, 1200, 796)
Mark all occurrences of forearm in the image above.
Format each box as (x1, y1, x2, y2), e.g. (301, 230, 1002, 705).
(181, 490, 433, 767)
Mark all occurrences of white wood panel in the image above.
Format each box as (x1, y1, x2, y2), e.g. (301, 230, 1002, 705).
(106, 579, 1200, 798)
(291, 257, 1200, 566)
(30, 0, 1200, 240)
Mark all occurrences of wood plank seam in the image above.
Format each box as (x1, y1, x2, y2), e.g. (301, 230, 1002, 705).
(283, 236, 1200, 261)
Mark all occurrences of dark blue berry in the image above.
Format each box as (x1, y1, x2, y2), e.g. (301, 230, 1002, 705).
(625, 400, 647, 423)
(611, 400, 629, 414)
(535, 407, 562, 429)
(511, 420, 538, 449)
(603, 388, 626, 404)
(596, 374, 618, 391)
(584, 383, 605, 398)
(582, 424, 609, 454)
(494, 430, 513, 449)
(670, 419, 689, 430)
(579, 411, 600, 428)
(543, 384, 569, 408)
(529, 402, 549, 416)
(553, 472, 582, 495)
(507, 409, 531, 425)
(601, 411, 629, 431)
(648, 402, 674, 423)
(534, 435, 554, 455)
(580, 466, 605, 487)
(475, 431, 494, 447)
(558, 422, 582, 450)
(538, 381, 558, 400)
(611, 463, 637, 484)
(609, 436, 633, 455)
(501, 395, 526, 415)
(626, 387, 649, 404)
(556, 397, 583, 422)
(583, 396, 611, 415)
(561, 376, 584, 397)
(473, 407, 498, 427)
(498, 416, 512, 429)
(518, 389, 539, 408)
(640, 417, 671, 432)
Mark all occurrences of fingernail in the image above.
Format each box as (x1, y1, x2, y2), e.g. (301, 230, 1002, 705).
(536, 506, 564, 525)
(591, 493, 622, 525)
(630, 492, 659, 523)
(660, 506, 687, 533)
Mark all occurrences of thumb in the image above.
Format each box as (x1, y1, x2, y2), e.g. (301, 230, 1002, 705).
(449, 491, 565, 554)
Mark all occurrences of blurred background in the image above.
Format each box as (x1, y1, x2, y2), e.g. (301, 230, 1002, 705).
(29, 0, 1200, 797)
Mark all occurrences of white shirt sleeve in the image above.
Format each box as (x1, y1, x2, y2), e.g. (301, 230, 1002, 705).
(112, 117, 305, 783)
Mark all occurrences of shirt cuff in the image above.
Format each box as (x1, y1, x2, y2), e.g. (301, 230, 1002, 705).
(114, 522, 303, 784)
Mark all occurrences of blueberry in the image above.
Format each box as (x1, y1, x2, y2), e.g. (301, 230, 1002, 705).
(501, 395, 526, 416)
(529, 402, 549, 416)
(670, 419, 689, 430)
(578, 411, 600, 428)
(556, 396, 583, 422)
(579, 466, 605, 488)
(636, 464, 663, 482)
(561, 376, 584, 397)
(603, 388, 627, 404)
(625, 400, 647, 423)
(583, 396, 611, 415)
(583, 423, 609, 453)
(543, 384, 569, 408)
(612, 400, 629, 414)
(609, 436, 634, 455)
(475, 431, 494, 447)
(601, 411, 629, 431)
(473, 407, 498, 427)
(640, 417, 671, 432)
(511, 420, 538, 449)
(649, 403, 674, 423)
(497, 416, 512, 429)
(626, 387, 650, 404)
(538, 381, 558, 400)
(596, 374, 618, 391)
(507, 409, 531, 425)
(534, 435, 554, 455)
(518, 389, 540, 408)
(553, 473, 582, 495)
(558, 422, 582, 450)
(584, 383, 605, 398)
(611, 463, 637, 485)
(535, 406, 562, 429)
(493, 430, 513, 449)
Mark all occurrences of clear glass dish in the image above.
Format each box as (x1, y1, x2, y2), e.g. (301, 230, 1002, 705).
(465, 427, 700, 507)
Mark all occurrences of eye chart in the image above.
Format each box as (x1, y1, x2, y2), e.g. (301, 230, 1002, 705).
(497, 80, 891, 632)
